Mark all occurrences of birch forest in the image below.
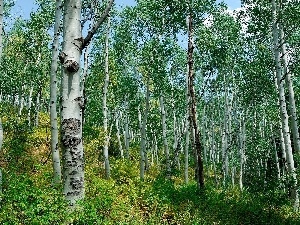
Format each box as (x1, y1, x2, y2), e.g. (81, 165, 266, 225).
(1, 0, 300, 224)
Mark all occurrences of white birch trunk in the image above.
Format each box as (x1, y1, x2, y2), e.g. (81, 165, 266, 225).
(239, 114, 246, 191)
(272, 0, 299, 210)
(271, 124, 281, 180)
(0, 118, 3, 193)
(102, 16, 111, 179)
(0, 0, 2, 193)
(140, 81, 150, 180)
(18, 89, 24, 117)
(124, 116, 130, 158)
(211, 119, 218, 185)
(0, 0, 2, 59)
(34, 91, 40, 126)
(279, 26, 300, 154)
(222, 82, 229, 185)
(60, 0, 84, 204)
(116, 113, 123, 158)
(184, 111, 189, 184)
(160, 94, 171, 178)
(27, 86, 33, 126)
(50, 0, 62, 185)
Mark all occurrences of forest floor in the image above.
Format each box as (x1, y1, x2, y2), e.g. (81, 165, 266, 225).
(1, 158, 300, 224)
(0, 116, 300, 224)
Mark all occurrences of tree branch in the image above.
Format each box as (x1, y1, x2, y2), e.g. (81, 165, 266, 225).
(81, 0, 114, 50)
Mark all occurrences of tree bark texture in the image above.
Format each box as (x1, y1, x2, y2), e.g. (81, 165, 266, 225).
(187, 14, 204, 188)
(60, 0, 84, 205)
(103, 16, 111, 179)
(50, 0, 63, 185)
(272, 0, 299, 210)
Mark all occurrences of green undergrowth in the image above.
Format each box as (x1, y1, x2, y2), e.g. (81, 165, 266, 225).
(0, 114, 300, 224)
(1, 158, 300, 225)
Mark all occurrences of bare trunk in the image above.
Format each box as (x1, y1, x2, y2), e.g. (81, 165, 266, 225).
(50, 0, 63, 185)
(272, 0, 299, 210)
(140, 80, 150, 180)
(159, 93, 171, 178)
(116, 113, 123, 158)
(124, 112, 130, 159)
(60, 0, 84, 205)
(187, 14, 204, 188)
(103, 16, 111, 179)
(279, 26, 300, 154)
(0, 118, 3, 193)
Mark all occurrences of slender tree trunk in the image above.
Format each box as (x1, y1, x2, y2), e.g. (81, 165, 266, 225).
(184, 61, 190, 184)
(271, 124, 281, 180)
(272, 0, 299, 210)
(140, 80, 150, 180)
(187, 13, 204, 188)
(0, 118, 3, 193)
(124, 111, 130, 159)
(0, 0, 3, 193)
(116, 113, 123, 158)
(159, 93, 171, 178)
(0, 0, 2, 59)
(49, 0, 63, 185)
(239, 113, 246, 191)
(81, 43, 91, 126)
(27, 86, 33, 126)
(279, 25, 300, 154)
(35, 90, 40, 126)
(103, 16, 111, 179)
(184, 111, 190, 184)
(18, 88, 24, 118)
(222, 83, 229, 186)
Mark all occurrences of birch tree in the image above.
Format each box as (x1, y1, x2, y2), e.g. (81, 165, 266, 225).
(50, 0, 62, 185)
(60, 0, 113, 204)
(0, 0, 3, 194)
(271, 0, 299, 210)
(103, 16, 111, 179)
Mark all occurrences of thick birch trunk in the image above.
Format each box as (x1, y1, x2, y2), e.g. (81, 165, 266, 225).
(272, 0, 299, 210)
(60, 0, 84, 204)
(103, 16, 111, 179)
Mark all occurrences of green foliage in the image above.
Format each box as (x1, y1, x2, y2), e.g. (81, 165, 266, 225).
(0, 170, 68, 224)
(1, 152, 299, 224)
